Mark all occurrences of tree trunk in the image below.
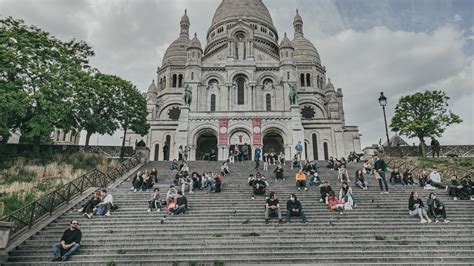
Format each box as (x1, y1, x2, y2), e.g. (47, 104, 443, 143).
(120, 128, 127, 160)
(84, 131, 93, 152)
(419, 137, 426, 157)
(32, 135, 41, 155)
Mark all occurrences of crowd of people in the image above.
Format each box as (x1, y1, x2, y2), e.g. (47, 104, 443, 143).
(53, 148, 473, 262)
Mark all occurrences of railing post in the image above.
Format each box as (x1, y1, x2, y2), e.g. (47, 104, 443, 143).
(28, 203, 36, 229)
(65, 184, 72, 204)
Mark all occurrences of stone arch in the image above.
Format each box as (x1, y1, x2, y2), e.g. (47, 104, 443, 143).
(158, 102, 182, 120)
(193, 127, 219, 161)
(262, 127, 286, 155)
(261, 123, 289, 144)
(300, 101, 328, 118)
(256, 72, 279, 87)
(203, 73, 225, 85)
(229, 71, 251, 83)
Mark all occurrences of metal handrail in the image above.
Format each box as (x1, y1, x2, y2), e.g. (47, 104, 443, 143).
(1, 153, 141, 240)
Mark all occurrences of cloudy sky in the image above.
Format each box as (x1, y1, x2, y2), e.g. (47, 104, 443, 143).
(1, 0, 472, 148)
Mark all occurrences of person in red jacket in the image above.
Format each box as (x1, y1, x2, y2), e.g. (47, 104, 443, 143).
(327, 191, 345, 211)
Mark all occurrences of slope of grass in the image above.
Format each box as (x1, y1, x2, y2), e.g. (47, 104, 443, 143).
(0, 152, 119, 216)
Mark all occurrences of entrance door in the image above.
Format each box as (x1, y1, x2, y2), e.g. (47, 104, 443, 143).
(262, 132, 284, 155)
(196, 132, 218, 160)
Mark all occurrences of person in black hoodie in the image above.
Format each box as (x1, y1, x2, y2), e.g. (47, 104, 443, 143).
(251, 172, 269, 200)
(408, 191, 431, 223)
(319, 180, 333, 203)
(402, 169, 415, 186)
(448, 175, 464, 200)
(427, 193, 449, 223)
(374, 155, 389, 194)
(461, 175, 473, 200)
(286, 194, 307, 223)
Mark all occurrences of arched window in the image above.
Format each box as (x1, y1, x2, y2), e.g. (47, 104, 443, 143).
(62, 131, 66, 141)
(316, 75, 320, 88)
(191, 72, 194, 80)
(312, 134, 318, 160)
(237, 77, 245, 105)
(286, 51, 288, 57)
(304, 142, 308, 160)
(266, 94, 271, 111)
(210, 94, 216, 112)
(306, 73, 311, 87)
(300, 73, 305, 87)
(163, 77, 166, 89)
(172, 74, 177, 88)
(56, 130, 60, 141)
(323, 142, 329, 160)
(178, 74, 183, 88)
(287, 72, 290, 80)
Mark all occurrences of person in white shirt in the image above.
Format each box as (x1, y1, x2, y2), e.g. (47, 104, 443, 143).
(427, 168, 445, 189)
(96, 189, 114, 216)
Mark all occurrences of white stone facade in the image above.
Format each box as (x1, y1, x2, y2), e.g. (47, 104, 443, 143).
(129, 0, 361, 161)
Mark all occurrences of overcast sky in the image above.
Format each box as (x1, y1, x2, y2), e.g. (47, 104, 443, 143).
(1, 0, 472, 148)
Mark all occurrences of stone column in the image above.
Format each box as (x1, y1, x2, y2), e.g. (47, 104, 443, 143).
(218, 146, 228, 161)
(0, 221, 11, 263)
(290, 105, 305, 161)
(175, 106, 190, 160)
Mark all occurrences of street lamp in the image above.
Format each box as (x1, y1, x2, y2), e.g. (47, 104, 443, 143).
(378, 92, 390, 147)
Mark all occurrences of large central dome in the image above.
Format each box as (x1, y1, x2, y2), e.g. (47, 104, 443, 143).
(210, 0, 274, 29)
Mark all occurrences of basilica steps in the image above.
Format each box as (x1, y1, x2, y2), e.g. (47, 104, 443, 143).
(5, 160, 474, 265)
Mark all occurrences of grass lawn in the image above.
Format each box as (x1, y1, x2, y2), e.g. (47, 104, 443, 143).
(0, 152, 119, 217)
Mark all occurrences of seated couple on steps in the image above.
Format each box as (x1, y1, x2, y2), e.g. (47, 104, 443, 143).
(264, 191, 307, 224)
(78, 189, 115, 219)
(408, 191, 450, 223)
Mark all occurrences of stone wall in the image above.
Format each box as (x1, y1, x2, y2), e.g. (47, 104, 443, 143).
(384, 145, 474, 157)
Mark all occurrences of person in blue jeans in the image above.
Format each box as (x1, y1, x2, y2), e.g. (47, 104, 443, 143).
(52, 220, 81, 262)
(254, 146, 262, 170)
(373, 155, 389, 194)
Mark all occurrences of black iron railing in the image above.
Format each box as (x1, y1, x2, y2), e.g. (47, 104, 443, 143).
(1, 153, 141, 239)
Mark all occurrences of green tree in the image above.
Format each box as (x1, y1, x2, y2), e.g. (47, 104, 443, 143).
(73, 71, 118, 150)
(0, 17, 94, 152)
(108, 76, 149, 158)
(390, 90, 462, 156)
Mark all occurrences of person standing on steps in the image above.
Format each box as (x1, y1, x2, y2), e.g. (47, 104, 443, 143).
(373, 155, 389, 194)
(241, 143, 249, 161)
(295, 141, 303, 167)
(254, 146, 262, 170)
(408, 191, 432, 223)
(51, 220, 81, 262)
(430, 137, 440, 158)
(286, 194, 307, 223)
(265, 191, 283, 224)
(295, 169, 308, 191)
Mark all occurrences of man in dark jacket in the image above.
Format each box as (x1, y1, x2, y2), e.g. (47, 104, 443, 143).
(374, 155, 389, 194)
(286, 194, 307, 223)
(319, 181, 333, 203)
(52, 220, 82, 262)
(430, 137, 440, 158)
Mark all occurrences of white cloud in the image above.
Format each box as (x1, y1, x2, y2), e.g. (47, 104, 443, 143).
(454, 14, 462, 22)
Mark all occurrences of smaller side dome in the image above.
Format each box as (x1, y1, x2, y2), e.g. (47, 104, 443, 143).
(279, 32, 293, 49)
(147, 79, 157, 93)
(188, 33, 202, 51)
(324, 78, 335, 92)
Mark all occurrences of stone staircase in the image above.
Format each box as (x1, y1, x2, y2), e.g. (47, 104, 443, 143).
(5, 160, 474, 265)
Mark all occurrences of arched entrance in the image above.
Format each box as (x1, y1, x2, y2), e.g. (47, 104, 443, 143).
(229, 130, 252, 161)
(263, 131, 284, 155)
(154, 144, 159, 161)
(196, 130, 218, 161)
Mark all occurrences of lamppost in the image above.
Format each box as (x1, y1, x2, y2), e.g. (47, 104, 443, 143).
(378, 92, 390, 147)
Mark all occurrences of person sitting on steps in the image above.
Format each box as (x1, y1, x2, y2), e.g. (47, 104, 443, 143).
(419, 169, 429, 188)
(390, 168, 403, 185)
(402, 169, 415, 186)
(327, 156, 335, 170)
(265, 191, 283, 224)
(338, 165, 350, 183)
(78, 191, 101, 219)
(448, 175, 464, 200)
(166, 185, 178, 204)
(427, 168, 445, 189)
(51, 220, 81, 262)
(95, 189, 114, 217)
(339, 181, 356, 208)
(327, 191, 345, 211)
(408, 191, 432, 223)
(131, 171, 144, 192)
(286, 193, 307, 223)
(273, 164, 285, 181)
(302, 161, 313, 175)
(180, 174, 194, 195)
(295, 169, 308, 191)
(220, 161, 230, 176)
(309, 170, 322, 187)
(170, 159, 179, 171)
(320, 180, 334, 204)
(354, 169, 368, 190)
(148, 187, 162, 213)
(427, 192, 449, 223)
(461, 175, 474, 200)
(251, 172, 269, 200)
(363, 159, 372, 175)
(175, 191, 188, 215)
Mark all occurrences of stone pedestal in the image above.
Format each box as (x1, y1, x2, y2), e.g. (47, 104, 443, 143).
(0, 221, 11, 263)
(175, 106, 190, 160)
(290, 104, 305, 161)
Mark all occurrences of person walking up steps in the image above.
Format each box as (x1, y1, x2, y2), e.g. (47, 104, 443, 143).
(374, 155, 389, 194)
(254, 146, 262, 170)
